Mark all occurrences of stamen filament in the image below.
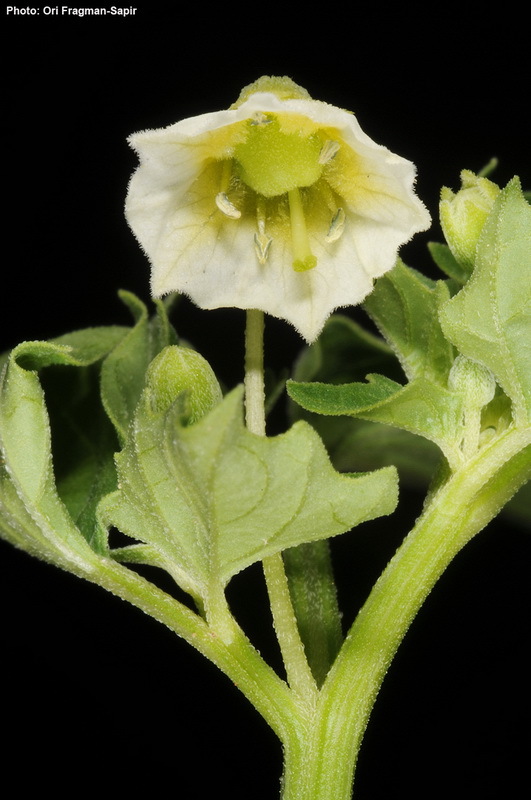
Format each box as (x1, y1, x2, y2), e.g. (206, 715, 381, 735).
(250, 111, 272, 126)
(319, 139, 340, 165)
(288, 188, 317, 272)
(216, 161, 241, 219)
(326, 207, 346, 243)
(216, 192, 241, 219)
(219, 160, 233, 193)
(254, 230, 272, 264)
(254, 197, 273, 264)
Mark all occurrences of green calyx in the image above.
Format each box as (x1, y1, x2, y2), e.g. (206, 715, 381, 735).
(234, 116, 323, 199)
(232, 75, 312, 107)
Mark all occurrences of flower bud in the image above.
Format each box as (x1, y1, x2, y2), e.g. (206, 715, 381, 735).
(146, 346, 222, 424)
(440, 170, 500, 273)
(448, 355, 496, 410)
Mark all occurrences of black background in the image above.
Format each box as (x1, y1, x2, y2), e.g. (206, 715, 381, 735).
(2, 3, 530, 797)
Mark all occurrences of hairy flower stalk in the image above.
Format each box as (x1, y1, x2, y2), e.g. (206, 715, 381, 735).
(126, 76, 430, 341)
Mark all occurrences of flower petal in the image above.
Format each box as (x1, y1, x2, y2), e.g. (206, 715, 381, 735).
(126, 84, 431, 342)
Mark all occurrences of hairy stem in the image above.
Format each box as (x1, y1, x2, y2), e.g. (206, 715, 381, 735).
(93, 555, 302, 743)
(280, 428, 530, 798)
(245, 309, 317, 704)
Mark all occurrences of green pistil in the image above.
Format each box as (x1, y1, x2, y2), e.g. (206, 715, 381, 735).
(288, 188, 317, 272)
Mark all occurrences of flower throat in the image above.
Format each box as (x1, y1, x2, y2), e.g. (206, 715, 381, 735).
(215, 113, 343, 272)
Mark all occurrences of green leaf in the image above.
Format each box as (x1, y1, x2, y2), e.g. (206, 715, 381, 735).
(0, 332, 134, 552)
(51, 325, 131, 364)
(1, 332, 250, 674)
(293, 314, 399, 387)
(290, 314, 442, 487)
(42, 363, 119, 549)
(287, 375, 464, 469)
(283, 540, 343, 687)
(439, 179, 531, 426)
(363, 260, 455, 386)
(0, 344, 107, 572)
(321, 419, 442, 484)
(101, 386, 398, 615)
(288, 262, 474, 469)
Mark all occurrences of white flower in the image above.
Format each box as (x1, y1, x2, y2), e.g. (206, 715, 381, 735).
(125, 76, 430, 342)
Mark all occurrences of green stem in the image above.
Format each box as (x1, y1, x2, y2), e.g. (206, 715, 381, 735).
(244, 308, 266, 436)
(279, 427, 530, 799)
(263, 551, 318, 703)
(94, 555, 303, 744)
(244, 309, 317, 704)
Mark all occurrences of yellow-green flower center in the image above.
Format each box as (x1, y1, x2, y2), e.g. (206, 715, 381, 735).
(233, 116, 324, 198)
(214, 112, 345, 273)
